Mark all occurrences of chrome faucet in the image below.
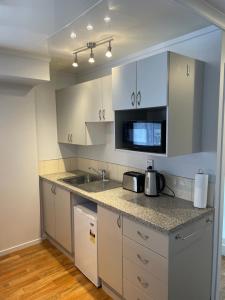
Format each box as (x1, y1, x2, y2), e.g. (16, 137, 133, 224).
(88, 167, 106, 181)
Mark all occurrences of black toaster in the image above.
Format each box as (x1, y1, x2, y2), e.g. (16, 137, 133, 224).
(122, 171, 145, 193)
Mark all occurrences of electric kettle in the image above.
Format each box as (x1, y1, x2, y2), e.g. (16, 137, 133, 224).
(144, 167, 166, 197)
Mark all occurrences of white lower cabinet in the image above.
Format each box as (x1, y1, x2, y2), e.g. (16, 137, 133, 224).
(41, 180, 72, 253)
(122, 215, 213, 300)
(97, 206, 123, 296)
(97, 209, 213, 300)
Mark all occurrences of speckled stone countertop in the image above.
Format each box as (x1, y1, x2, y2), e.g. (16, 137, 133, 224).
(40, 171, 214, 234)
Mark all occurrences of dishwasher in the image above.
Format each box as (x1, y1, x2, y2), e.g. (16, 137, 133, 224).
(74, 202, 101, 287)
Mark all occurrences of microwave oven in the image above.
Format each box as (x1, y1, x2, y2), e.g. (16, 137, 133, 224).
(122, 120, 166, 153)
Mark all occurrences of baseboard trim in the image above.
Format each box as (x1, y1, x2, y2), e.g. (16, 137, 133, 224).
(0, 238, 42, 256)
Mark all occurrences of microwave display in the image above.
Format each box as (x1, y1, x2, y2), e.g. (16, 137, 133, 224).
(123, 120, 166, 153)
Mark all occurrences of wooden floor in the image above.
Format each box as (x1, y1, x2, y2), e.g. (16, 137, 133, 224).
(0, 240, 111, 300)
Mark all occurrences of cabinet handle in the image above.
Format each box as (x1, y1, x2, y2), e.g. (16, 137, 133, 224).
(51, 185, 56, 194)
(137, 231, 149, 241)
(70, 134, 72, 143)
(68, 134, 70, 142)
(175, 232, 196, 241)
(137, 276, 149, 288)
(117, 215, 121, 228)
(137, 91, 141, 106)
(186, 64, 190, 77)
(102, 109, 105, 120)
(99, 109, 102, 120)
(131, 91, 135, 107)
(137, 254, 149, 265)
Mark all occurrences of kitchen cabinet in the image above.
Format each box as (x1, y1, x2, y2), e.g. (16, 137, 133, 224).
(112, 62, 136, 110)
(98, 206, 123, 296)
(56, 83, 106, 145)
(42, 180, 55, 239)
(137, 52, 168, 108)
(123, 215, 213, 300)
(113, 51, 204, 156)
(55, 186, 72, 252)
(56, 86, 75, 144)
(56, 75, 113, 145)
(41, 180, 72, 253)
(112, 51, 203, 111)
(101, 75, 113, 122)
(85, 75, 113, 122)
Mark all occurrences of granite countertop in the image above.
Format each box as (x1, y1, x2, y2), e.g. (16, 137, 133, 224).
(40, 171, 214, 234)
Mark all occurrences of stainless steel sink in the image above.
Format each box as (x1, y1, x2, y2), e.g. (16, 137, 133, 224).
(61, 174, 99, 185)
(59, 174, 121, 193)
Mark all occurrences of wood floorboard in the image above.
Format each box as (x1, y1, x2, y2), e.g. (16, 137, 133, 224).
(0, 240, 111, 300)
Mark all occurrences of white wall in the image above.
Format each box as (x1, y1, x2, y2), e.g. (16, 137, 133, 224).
(75, 28, 221, 180)
(0, 84, 40, 253)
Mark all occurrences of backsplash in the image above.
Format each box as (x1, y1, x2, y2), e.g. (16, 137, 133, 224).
(38, 157, 214, 206)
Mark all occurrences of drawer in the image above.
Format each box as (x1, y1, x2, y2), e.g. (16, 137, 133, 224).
(123, 236, 168, 283)
(123, 217, 169, 258)
(124, 279, 149, 300)
(123, 258, 168, 300)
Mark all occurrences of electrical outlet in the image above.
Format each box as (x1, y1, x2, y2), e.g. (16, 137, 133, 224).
(147, 159, 154, 169)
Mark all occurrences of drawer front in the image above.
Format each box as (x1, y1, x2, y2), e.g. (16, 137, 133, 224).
(123, 236, 168, 283)
(123, 258, 168, 300)
(123, 217, 169, 258)
(124, 279, 149, 300)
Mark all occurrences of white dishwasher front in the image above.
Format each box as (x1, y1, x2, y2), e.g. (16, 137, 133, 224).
(74, 203, 100, 287)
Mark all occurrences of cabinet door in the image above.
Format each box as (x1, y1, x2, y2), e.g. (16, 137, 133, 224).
(101, 75, 114, 121)
(98, 206, 122, 295)
(42, 180, 55, 239)
(54, 186, 72, 253)
(137, 52, 168, 108)
(56, 86, 75, 144)
(70, 83, 86, 145)
(112, 62, 137, 110)
(84, 79, 102, 122)
(167, 52, 202, 156)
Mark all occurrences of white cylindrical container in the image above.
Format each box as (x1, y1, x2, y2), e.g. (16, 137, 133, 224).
(193, 170, 208, 209)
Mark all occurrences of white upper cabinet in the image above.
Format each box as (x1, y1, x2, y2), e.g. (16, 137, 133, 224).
(56, 86, 75, 144)
(56, 76, 112, 145)
(101, 75, 114, 122)
(84, 79, 102, 123)
(84, 76, 113, 122)
(137, 52, 168, 108)
(112, 62, 137, 110)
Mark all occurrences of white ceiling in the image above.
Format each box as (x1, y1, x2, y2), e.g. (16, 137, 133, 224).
(48, 0, 210, 73)
(207, 0, 225, 13)
(0, 0, 213, 73)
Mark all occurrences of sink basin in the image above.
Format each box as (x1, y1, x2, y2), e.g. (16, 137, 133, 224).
(61, 174, 99, 185)
(59, 174, 121, 193)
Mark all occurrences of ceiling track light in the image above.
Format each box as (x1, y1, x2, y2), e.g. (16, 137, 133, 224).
(72, 53, 78, 68)
(88, 48, 95, 64)
(72, 37, 113, 67)
(105, 41, 112, 58)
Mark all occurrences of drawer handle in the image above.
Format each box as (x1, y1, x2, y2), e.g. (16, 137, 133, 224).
(175, 232, 196, 241)
(137, 231, 149, 241)
(137, 276, 149, 289)
(137, 254, 149, 265)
